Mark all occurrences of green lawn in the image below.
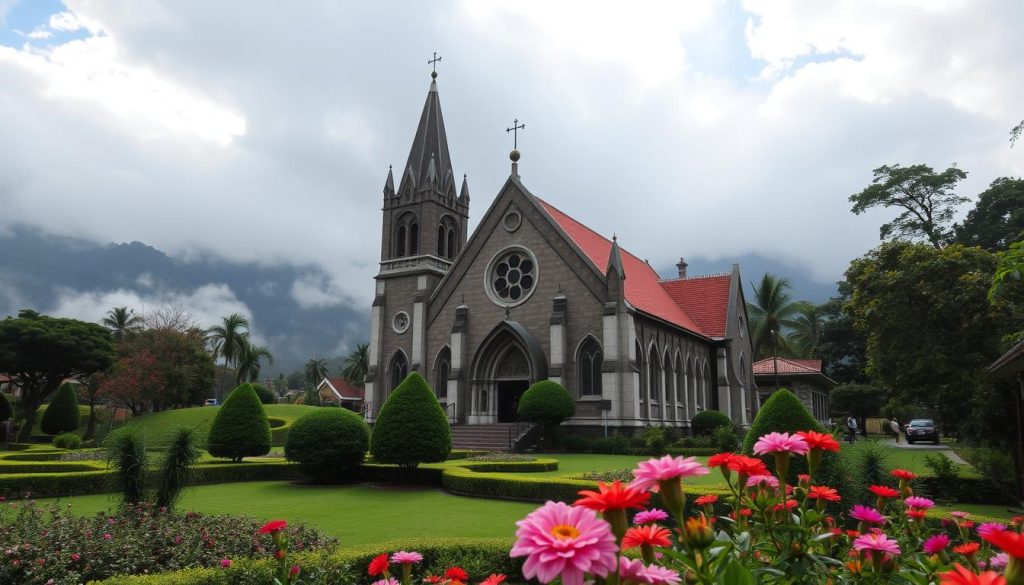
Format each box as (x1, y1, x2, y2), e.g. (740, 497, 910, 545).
(48, 481, 533, 545)
(120, 404, 321, 447)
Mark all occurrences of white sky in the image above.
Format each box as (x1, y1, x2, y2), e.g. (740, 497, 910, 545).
(1, 0, 1021, 313)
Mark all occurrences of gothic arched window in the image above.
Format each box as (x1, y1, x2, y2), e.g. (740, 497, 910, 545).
(396, 225, 407, 257)
(435, 348, 450, 399)
(635, 340, 646, 402)
(648, 348, 660, 402)
(409, 222, 419, 255)
(577, 337, 602, 396)
(389, 352, 408, 392)
(437, 225, 446, 257)
(394, 212, 418, 258)
(447, 228, 456, 259)
(675, 355, 685, 416)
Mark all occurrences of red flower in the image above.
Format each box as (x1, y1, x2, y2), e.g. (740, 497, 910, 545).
(423, 576, 445, 584)
(983, 529, 1024, 559)
(868, 485, 900, 499)
(707, 453, 736, 468)
(621, 524, 672, 549)
(773, 499, 799, 512)
(963, 521, 976, 530)
(797, 431, 840, 452)
(953, 542, 981, 555)
(368, 553, 390, 576)
(694, 494, 719, 506)
(726, 455, 768, 477)
(258, 520, 288, 535)
(906, 509, 927, 520)
(479, 575, 507, 585)
(445, 567, 469, 582)
(940, 563, 1007, 585)
(738, 508, 753, 517)
(891, 469, 916, 481)
(808, 486, 841, 502)
(846, 530, 861, 538)
(575, 481, 651, 512)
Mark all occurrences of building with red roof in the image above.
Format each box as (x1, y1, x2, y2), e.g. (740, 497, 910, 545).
(752, 358, 836, 421)
(315, 377, 365, 412)
(362, 70, 757, 433)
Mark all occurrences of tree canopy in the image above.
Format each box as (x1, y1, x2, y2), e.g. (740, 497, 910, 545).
(747, 274, 803, 360)
(954, 178, 1024, 252)
(342, 343, 369, 387)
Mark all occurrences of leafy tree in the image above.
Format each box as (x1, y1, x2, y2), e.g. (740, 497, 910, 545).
(77, 375, 103, 441)
(788, 302, 824, 358)
(1012, 120, 1024, 147)
(518, 380, 575, 450)
(304, 358, 329, 388)
(235, 339, 273, 384)
(849, 163, 968, 248)
(98, 350, 165, 415)
(989, 237, 1024, 343)
(828, 384, 888, 435)
(370, 372, 451, 468)
(40, 382, 81, 435)
(747, 274, 802, 360)
(206, 383, 272, 462)
(206, 313, 250, 399)
(816, 287, 869, 384)
(954, 178, 1024, 252)
(341, 343, 369, 387)
(690, 410, 732, 437)
(0, 310, 114, 441)
(101, 306, 144, 341)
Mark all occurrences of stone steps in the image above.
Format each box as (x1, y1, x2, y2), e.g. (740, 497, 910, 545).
(450, 423, 517, 452)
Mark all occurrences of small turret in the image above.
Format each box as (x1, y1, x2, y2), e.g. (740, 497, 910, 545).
(383, 165, 395, 197)
(459, 174, 470, 203)
(606, 235, 625, 280)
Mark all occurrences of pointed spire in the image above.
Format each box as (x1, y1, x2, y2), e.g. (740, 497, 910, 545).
(606, 234, 625, 279)
(383, 165, 395, 196)
(459, 173, 470, 202)
(398, 76, 453, 194)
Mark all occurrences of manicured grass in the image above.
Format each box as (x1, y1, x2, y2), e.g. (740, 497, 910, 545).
(838, 441, 978, 477)
(938, 503, 1024, 520)
(122, 404, 321, 447)
(49, 481, 534, 545)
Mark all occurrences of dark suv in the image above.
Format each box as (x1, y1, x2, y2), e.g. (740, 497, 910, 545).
(905, 419, 939, 444)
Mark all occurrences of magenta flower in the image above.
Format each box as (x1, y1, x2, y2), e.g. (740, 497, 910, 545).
(951, 511, 971, 519)
(389, 551, 422, 564)
(752, 432, 810, 456)
(990, 552, 1009, 570)
(102, 533, 112, 540)
(641, 565, 681, 585)
(746, 474, 780, 489)
(903, 496, 934, 510)
(618, 556, 647, 583)
(849, 505, 885, 525)
(219, 558, 231, 568)
(371, 579, 400, 585)
(70, 553, 81, 562)
(977, 522, 1008, 538)
(633, 509, 669, 525)
(922, 533, 950, 554)
(630, 455, 709, 492)
(853, 532, 901, 556)
(511, 501, 618, 585)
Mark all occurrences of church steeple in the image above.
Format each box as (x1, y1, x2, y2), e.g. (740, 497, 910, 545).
(398, 75, 453, 195)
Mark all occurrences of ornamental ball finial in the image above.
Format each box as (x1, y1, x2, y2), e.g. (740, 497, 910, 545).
(510, 149, 521, 162)
(431, 70, 437, 79)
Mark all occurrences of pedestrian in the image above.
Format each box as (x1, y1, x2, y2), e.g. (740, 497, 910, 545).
(846, 415, 857, 444)
(890, 418, 900, 444)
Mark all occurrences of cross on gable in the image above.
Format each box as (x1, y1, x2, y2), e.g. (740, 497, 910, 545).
(506, 118, 525, 149)
(428, 52, 442, 75)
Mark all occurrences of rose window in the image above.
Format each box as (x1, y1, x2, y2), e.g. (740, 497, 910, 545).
(488, 248, 538, 306)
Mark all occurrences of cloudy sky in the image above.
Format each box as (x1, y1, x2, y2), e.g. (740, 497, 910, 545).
(1, 0, 1022, 340)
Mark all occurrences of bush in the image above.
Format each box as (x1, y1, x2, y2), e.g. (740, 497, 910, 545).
(839, 439, 892, 506)
(40, 382, 81, 435)
(956, 445, 1017, 500)
(156, 427, 202, 510)
(0, 392, 11, 422)
(555, 431, 593, 453)
(741, 388, 823, 454)
(252, 383, 275, 405)
(640, 426, 668, 455)
(712, 425, 739, 452)
(286, 408, 369, 482)
(52, 432, 82, 449)
(691, 410, 732, 437)
(370, 373, 451, 468)
(677, 435, 716, 449)
(207, 383, 272, 462)
(106, 426, 149, 504)
(591, 436, 633, 454)
(517, 380, 574, 450)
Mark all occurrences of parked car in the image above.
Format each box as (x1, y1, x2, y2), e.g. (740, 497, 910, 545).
(905, 419, 939, 444)
(204, 398, 219, 406)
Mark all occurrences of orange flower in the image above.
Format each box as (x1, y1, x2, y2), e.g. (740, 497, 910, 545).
(707, 453, 736, 468)
(694, 494, 719, 506)
(726, 455, 769, 477)
(868, 485, 900, 499)
(621, 524, 672, 549)
(953, 542, 981, 556)
(940, 564, 1007, 585)
(891, 469, 916, 481)
(808, 486, 841, 502)
(479, 575, 507, 585)
(575, 481, 651, 512)
(798, 431, 840, 452)
(983, 529, 1024, 559)
(906, 509, 928, 520)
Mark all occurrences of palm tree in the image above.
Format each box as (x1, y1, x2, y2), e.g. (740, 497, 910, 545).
(788, 302, 824, 358)
(304, 358, 329, 389)
(341, 343, 369, 387)
(235, 338, 274, 384)
(747, 274, 803, 361)
(102, 306, 143, 341)
(206, 313, 250, 399)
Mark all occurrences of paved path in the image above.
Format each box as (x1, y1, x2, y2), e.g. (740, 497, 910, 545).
(874, 436, 968, 464)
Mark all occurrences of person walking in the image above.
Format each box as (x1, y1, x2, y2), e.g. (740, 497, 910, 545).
(846, 415, 858, 444)
(890, 418, 901, 444)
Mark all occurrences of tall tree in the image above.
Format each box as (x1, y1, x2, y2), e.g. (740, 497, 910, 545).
(102, 307, 143, 341)
(206, 313, 250, 399)
(304, 358, 329, 389)
(341, 343, 369, 387)
(235, 339, 273, 384)
(849, 163, 969, 249)
(817, 286, 869, 384)
(747, 274, 803, 360)
(788, 302, 824, 358)
(0, 310, 114, 440)
(955, 178, 1024, 252)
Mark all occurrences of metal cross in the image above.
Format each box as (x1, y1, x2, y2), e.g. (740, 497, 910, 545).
(506, 118, 525, 149)
(428, 52, 442, 73)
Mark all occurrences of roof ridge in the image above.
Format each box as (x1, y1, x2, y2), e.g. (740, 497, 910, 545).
(661, 272, 732, 283)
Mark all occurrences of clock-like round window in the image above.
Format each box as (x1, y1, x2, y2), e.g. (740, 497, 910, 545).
(486, 247, 538, 307)
(392, 311, 410, 334)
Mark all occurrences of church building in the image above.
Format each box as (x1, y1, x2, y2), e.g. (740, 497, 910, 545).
(364, 70, 758, 433)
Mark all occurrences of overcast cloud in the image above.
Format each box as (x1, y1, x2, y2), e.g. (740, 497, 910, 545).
(1, 0, 1021, 314)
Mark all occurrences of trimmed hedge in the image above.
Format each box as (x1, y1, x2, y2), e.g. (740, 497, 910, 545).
(40, 382, 81, 435)
(741, 388, 823, 454)
(207, 384, 272, 462)
(286, 409, 369, 482)
(690, 410, 732, 437)
(370, 373, 451, 468)
(0, 461, 104, 474)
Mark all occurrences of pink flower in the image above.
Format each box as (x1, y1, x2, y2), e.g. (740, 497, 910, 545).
(511, 501, 618, 585)
(70, 553, 81, 562)
(641, 565, 682, 585)
(618, 556, 647, 582)
(220, 559, 232, 568)
(371, 579, 400, 585)
(390, 551, 423, 565)
(752, 432, 810, 456)
(978, 523, 1008, 538)
(951, 511, 971, 519)
(630, 456, 709, 492)
(923, 534, 950, 554)
(853, 532, 901, 556)
(746, 474, 780, 489)
(904, 496, 934, 510)
(103, 533, 112, 540)
(633, 509, 669, 525)
(990, 552, 1009, 570)
(849, 505, 886, 525)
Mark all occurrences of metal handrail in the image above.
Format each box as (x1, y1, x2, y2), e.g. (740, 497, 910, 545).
(445, 401, 457, 423)
(509, 420, 533, 450)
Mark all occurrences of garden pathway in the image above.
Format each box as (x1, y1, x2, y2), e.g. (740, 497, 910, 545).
(877, 436, 968, 464)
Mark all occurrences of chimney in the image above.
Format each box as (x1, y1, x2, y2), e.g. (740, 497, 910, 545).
(676, 257, 688, 279)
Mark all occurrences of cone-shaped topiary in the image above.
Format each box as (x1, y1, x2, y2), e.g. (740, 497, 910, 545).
(370, 372, 450, 468)
(206, 383, 272, 462)
(0, 393, 11, 422)
(286, 408, 369, 482)
(40, 382, 81, 435)
(518, 380, 574, 451)
(690, 410, 732, 437)
(741, 388, 823, 454)
(251, 383, 275, 405)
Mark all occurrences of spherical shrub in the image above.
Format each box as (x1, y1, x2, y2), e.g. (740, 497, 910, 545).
(741, 388, 823, 455)
(286, 408, 369, 482)
(370, 372, 451, 468)
(517, 380, 574, 428)
(207, 383, 272, 462)
(53, 432, 82, 449)
(41, 382, 81, 435)
(0, 393, 12, 422)
(251, 383, 275, 405)
(690, 410, 732, 437)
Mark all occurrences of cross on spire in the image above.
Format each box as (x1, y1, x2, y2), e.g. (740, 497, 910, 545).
(428, 52, 442, 77)
(506, 118, 525, 149)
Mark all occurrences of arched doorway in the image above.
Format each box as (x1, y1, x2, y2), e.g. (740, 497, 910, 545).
(469, 321, 548, 424)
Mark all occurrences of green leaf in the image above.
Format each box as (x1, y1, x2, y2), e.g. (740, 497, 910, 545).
(717, 562, 756, 585)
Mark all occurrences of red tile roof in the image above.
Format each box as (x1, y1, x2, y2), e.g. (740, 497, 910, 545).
(320, 377, 365, 400)
(752, 358, 823, 375)
(536, 198, 732, 338)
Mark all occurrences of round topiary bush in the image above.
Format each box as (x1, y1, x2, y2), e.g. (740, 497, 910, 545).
(0, 393, 12, 422)
(518, 380, 574, 451)
(41, 382, 81, 435)
(286, 408, 369, 482)
(251, 383, 275, 405)
(206, 383, 272, 462)
(370, 372, 451, 468)
(53, 432, 82, 449)
(690, 410, 732, 437)
(741, 388, 823, 454)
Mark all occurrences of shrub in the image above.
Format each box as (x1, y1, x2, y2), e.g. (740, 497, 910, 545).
(741, 388, 823, 454)
(252, 383, 275, 405)
(555, 431, 593, 453)
(370, 373, 451, 468)
(156, 427, 201, 510)
(690, 410, 732, 437)
(591, 436, 632, 454)
(40, 382, 81, 435)
(106, 426, 149, 504)
(207, 383, 272, 462)
(640, 425, 668, 455)
(286, 408, 369, 482)
(517, 380, 574, 450)
(839, 439, 892, 506)
(957, 445, 1017, 499)
(677, 435, 716, 449)
(0, 392, 11, 422)
(52, 432, 82, 449)
(712, 424, 739, 452)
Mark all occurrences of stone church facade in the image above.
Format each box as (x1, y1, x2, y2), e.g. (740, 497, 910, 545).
(364, 73, 758, 432)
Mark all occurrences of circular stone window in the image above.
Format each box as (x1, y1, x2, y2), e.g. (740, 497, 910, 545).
(502, 210, 522, 232)
(485, 247, 538, 307)
(392, 311, 410, 334)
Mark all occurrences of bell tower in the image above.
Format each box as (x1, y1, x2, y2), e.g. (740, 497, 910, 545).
(366, 64, 469, 419)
